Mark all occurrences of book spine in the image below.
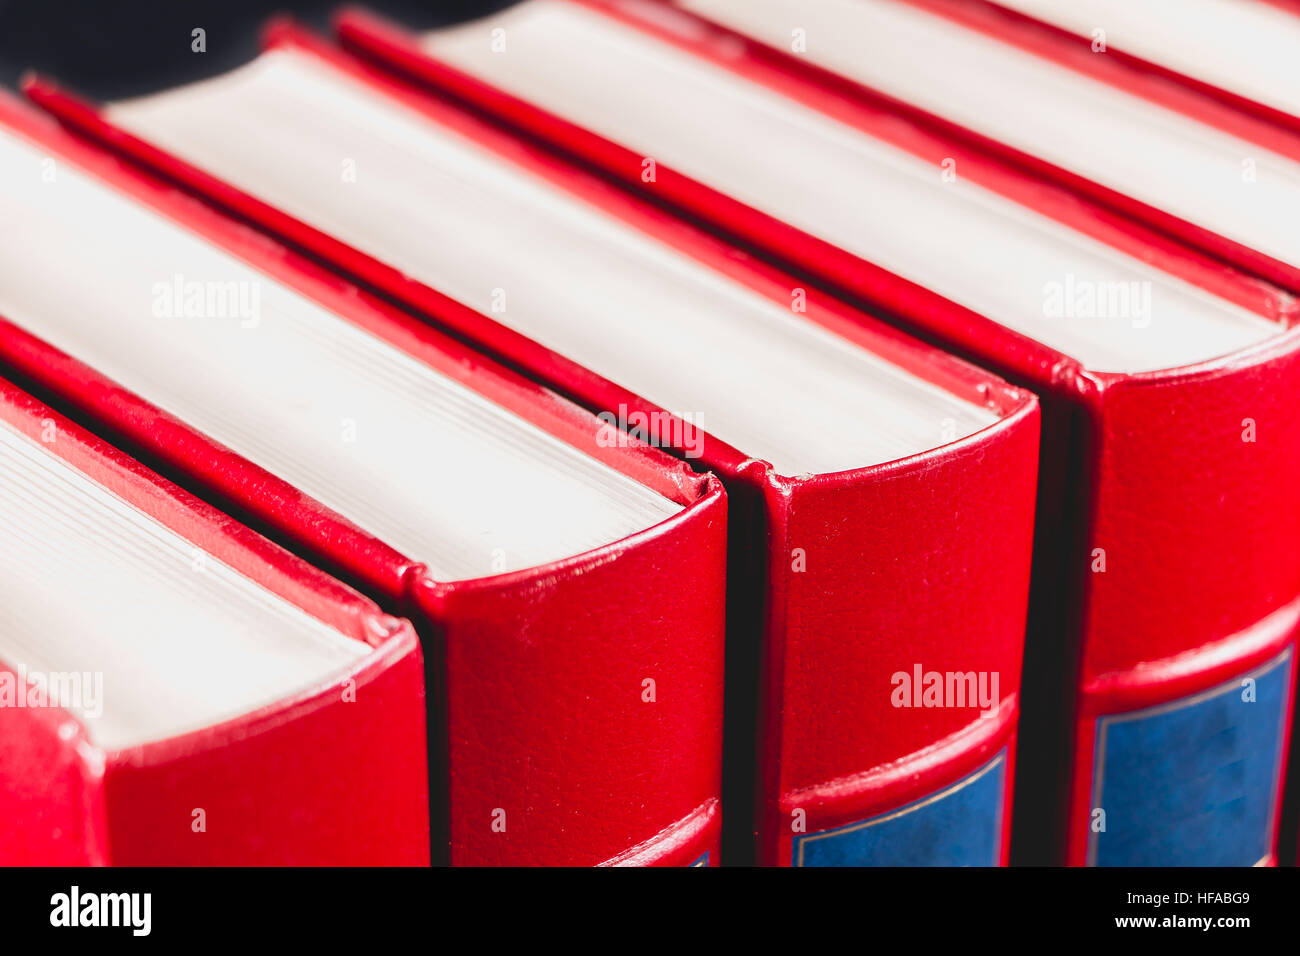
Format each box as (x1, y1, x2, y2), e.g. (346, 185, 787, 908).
(414, 480, 727, 867)
(332, 3, 1300, 865)
(102, 634, 430, 865)
(755, 402, 1039, 866)
(1064, 345, 1300, 865)
(0, 673, 108, 865)
(1070, 628, 1298, 867)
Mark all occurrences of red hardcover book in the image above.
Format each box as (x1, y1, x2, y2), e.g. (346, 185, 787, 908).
(654, 0, 1300, 300)
(975, 0, 1300, 141)
(0, 376, 429, 866)
(21, 30, 1043, 867)
(253, 1, 1300, 864)
(0, 92, 726, 867)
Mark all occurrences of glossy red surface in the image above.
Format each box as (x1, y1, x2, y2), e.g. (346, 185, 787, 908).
(0, 379, 431, 865)
(0, 92, 727, 866)
(321, 3, 1300, 864)
(21, 32, 1044, 864)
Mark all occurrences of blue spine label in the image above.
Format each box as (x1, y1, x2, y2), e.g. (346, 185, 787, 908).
(1089, 647, 1293, 866)
(792, 749, 1007, 866)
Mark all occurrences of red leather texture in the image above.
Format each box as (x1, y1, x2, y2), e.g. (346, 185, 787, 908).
(415, 498, 727, 866)
(21, 33, 1042, 865)
(0, 93, 727, 867)
(0, 379, 431, 865)
(312, 5, 1300, 863)
(0, 689, 106, 865)
(1062, 342, 1300, 865)
(761, 407, 1039, 865)
(1081, 349, 1300, 687)
(100, 639, 431, 866)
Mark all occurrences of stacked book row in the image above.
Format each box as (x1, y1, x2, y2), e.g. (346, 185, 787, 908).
(2, 0, 1298, 866)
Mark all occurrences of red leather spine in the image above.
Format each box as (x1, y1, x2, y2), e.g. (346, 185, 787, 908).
(311, 5, 1300, 863)
(414, 481, 727, 867)
(100, 636, 431, 865)
(0, 380, 432, 865)
(1062, 340, 1300, 865)
(0, 94, 727, 866)
(17, 35, 1044, 864)
(0, 693, 108, 865)
(757, 405, 1039, 865)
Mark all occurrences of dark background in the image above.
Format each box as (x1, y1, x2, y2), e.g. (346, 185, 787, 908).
(0, 0, 514, 98)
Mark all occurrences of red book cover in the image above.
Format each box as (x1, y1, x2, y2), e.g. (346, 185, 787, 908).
(0, 92, 726, 867)
(298, 2, 1300, 864)
(0, 377, 430, 866)
(22, 28, 1043, 866)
